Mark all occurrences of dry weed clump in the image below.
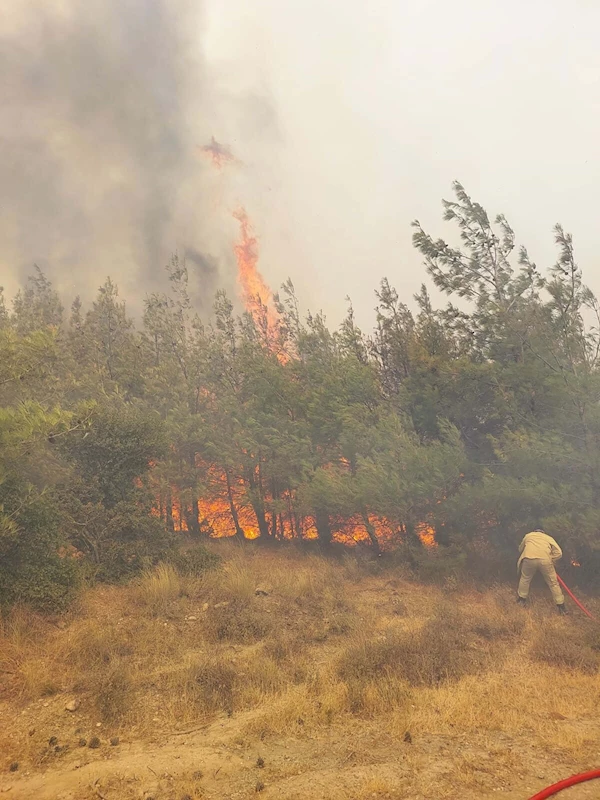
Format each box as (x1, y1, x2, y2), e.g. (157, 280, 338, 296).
(338, 607, 486, 688)
(465, 603, 526, 642)
(531, 624, 599, 674)
(1, 606, 49, 650)
(323, 609, 355, 636)
(264, 554, 358, 644)
(263, 631, 303, 664)
(404, 656, 600, 754)
(289, 566, 347, 614)
(132, 563, 184, 616)
(0, 608, 63, 699)
(94, 663, 135, 723)
(197, 556, 256, 605)
(220, 560, 257, 602)
(203, 598, 273, 644)
(13, 659, 62, 700)
(175, 656, 237, 716)
(160, 650, 287, 725)
(345, 673, 411, 717)
(262, 632, 310, 684)
(64, 622, 134, 672)
(236, 653, 288, 704)
(244, 673, 349, 738)
(581, 619, 600, 652)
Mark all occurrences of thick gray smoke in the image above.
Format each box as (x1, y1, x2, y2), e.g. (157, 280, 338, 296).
(6, 1, 600, 331)
(0, 0, 244, 311)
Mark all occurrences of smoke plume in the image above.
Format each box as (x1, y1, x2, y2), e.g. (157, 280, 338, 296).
(0, 0, 250, 311)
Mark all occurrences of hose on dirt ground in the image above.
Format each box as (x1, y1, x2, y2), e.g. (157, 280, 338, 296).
(527, 769, 600, 798)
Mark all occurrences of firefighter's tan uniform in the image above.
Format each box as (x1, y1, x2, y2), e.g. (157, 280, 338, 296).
(517, 530, 564, 605)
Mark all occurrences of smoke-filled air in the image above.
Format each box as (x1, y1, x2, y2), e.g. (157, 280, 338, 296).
(2, 2, 600, 799)
(1, 0, 277, 312)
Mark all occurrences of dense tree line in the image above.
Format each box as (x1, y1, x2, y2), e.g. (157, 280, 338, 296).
(2, 183, 599, 608)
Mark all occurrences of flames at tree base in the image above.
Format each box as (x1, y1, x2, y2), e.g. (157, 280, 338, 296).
(151, 480, 438, 550)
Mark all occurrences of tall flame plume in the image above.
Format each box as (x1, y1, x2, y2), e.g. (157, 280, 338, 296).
(233, 207, 279, 330)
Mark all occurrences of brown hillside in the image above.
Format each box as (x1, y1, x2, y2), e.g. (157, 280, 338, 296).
(1, 544, 600, 800)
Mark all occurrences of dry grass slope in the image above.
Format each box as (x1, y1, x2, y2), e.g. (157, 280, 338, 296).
(0, 542, 599, 800)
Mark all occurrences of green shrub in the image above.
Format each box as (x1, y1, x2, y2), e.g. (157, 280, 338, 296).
(73, 501, 174, 583)
(169, 545, 220, 577)
(0, 495, 80, 612)
(0, 557, 79, 613)
(412, 544, 467, 584)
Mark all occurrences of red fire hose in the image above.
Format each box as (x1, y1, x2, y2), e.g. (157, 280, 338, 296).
(517, 572, 598, 796)
(556, 574, 595, 619)
(528, 769, 600, 798)
(526, 576, 598, 796)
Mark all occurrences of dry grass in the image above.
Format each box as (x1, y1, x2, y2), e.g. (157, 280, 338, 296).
(64, 622, 134, 671)
(94, 663, 135, 723)
(338, 606, 490, 688)
(531, 621, 599, 673)
(169, 655, 237, 716)
(2, 544, 600, 790)
(203, 598, 273, 643)
(132, 562, 184, 616)
(0, 608, 63, 699)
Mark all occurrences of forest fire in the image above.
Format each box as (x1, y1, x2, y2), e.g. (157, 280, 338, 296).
(233, 207, 279, 331)
(416, 523, 438, 549)
(199, 133, 281, 343)
(151, 472, 440, 551)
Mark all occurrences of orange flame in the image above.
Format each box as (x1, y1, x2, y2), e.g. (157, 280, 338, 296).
(416, 523, 438, 549)
(152, 486, 443, 552)
(148, 457, 444, 550)
(572, 560, 581, 567)
(233, 207, 279, 331)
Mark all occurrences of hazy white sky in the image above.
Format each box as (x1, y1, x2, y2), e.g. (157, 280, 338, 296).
(2, 0, 600, 330)
(204, 0, 600, 328)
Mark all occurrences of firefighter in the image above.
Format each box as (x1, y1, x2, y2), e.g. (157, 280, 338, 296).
(517, 529, 567, 614)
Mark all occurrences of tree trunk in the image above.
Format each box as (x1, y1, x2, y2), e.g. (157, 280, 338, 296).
(183, 500, 200, 537)
(361, 511, 380, 554)
(188, 497, 201, 537)
(315, 508, 332, 545)
(252, 501, 270, 538)
(403, 521, 423, 549)
(286, 493, 296, 538)
(247, 466, 270, 538)
(165, 490, 174, 532)
(270, 481, 279, 538)
(225, 470, 245, 538)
